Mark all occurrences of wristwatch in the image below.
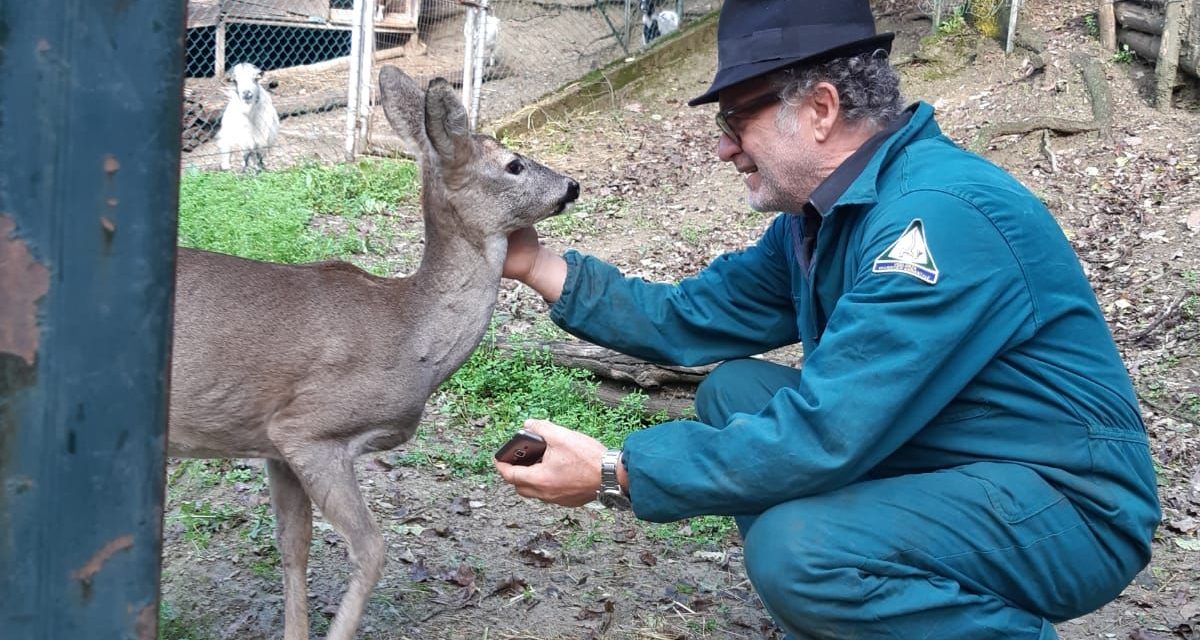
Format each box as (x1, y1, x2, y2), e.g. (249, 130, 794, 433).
(597, 448, 632, 510)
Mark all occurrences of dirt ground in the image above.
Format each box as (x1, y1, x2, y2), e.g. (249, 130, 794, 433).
(160, 1, 1200, 638)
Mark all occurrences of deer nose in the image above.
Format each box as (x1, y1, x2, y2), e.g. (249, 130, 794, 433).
(242, 91, 255, 101)
(565, 179, 580, 202)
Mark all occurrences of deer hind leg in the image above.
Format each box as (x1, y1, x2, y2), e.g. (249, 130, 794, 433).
(284, 443, 385, 640)
(267, 459, 313, 640)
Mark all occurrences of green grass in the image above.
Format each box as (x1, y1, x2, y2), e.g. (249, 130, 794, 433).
(178, 158, 419, 263)
(159, 602, 215, 640)
(646, 515, 738, 548)
(428, 336, 669, 474)
(169, 499, 242, 550)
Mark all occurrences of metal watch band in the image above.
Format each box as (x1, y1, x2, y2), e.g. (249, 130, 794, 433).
(598, 448, 631, 510)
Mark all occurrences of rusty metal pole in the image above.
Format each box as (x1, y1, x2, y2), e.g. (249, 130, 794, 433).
(0, 0, 184, 638)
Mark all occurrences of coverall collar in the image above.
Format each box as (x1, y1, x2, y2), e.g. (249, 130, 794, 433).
(804, 101, 936, 217)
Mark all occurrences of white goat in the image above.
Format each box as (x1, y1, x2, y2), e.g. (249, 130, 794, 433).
(464, 13, 500, 69)
(641, 0, 679, 46)
(217, 63, 279, 173)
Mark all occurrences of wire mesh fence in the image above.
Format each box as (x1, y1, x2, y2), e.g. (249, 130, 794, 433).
(180, 0, 721, 173)
(182, 0, 463, 172)
(467, 0, 721, 127)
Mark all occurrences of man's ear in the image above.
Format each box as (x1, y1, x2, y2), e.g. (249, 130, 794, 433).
(808, 82, 841, 143)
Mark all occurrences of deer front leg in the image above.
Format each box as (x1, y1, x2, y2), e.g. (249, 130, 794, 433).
(267, 459, 313, 640)
(284, 443, 385, 640)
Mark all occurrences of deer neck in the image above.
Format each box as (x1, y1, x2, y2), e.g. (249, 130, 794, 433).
(404, 199, 505, 383)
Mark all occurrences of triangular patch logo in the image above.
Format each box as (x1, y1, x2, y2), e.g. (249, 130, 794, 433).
(872, 219, 939, 285)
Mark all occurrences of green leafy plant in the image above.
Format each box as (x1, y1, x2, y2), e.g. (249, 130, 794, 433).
(936, 8, 969, 37)
(646, 515, 738, 548)
(1112, 44, 1135, 64)
(1084, 13, 1099, 39)
(171, 499, 241, 549)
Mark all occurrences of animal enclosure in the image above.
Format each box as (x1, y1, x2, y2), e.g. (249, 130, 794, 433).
(180, 0, 720, 172)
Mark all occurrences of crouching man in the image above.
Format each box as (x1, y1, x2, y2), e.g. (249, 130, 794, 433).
(496, 1, 1160, 637)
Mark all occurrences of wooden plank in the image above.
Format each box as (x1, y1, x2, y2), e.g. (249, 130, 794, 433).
(1100, 0, 1118, 50)
(1155, 0, 1185, 108)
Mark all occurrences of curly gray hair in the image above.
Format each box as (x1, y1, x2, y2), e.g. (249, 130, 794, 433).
(771, 49, 905, 131)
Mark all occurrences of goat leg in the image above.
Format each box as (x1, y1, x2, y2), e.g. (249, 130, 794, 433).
(267, 459, 314, 640)
(284, 443, 386, 640)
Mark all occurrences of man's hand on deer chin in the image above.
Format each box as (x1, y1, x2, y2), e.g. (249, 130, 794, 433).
(502, 227, 542, 282)
(495, 419, 608, 508)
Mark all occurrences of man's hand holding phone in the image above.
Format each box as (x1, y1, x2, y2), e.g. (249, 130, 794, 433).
(494, 429, 547, 466)
(493, 419, 614, 508)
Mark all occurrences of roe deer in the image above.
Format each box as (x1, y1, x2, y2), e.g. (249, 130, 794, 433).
(169, 66, 579, 640)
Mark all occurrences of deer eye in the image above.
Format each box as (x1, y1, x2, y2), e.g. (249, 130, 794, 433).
(505, 159, 523, 175)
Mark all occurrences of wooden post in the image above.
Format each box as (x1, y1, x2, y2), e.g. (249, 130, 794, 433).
(1155, 0, 1184, 109)
(214, 0, 229, 80)
(469, 0, 490, 130)
(214, 19, 227, 80)
(461, 7, 476, 117)
(1099, 0, 1117, 51)
(345, 0, 376, 158)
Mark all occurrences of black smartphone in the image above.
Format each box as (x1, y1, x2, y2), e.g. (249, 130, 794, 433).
(494, 430, 547, 466)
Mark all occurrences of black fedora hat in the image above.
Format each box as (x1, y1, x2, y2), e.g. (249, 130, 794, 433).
(689, 0, 894, 106)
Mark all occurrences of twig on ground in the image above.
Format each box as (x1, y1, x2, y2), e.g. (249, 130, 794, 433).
(1040, 130, 1059, 173)
(1125, 295, 1186, 343)
(1137, 391, 1200, 428)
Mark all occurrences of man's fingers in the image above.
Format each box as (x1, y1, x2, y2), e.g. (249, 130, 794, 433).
(521, 418, 561, 440)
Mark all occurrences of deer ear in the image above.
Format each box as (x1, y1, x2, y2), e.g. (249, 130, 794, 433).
(423, 77, 471, 167)
(378, 65, 427, 157)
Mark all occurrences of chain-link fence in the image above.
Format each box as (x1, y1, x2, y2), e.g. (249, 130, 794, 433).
(182, 0, 464, 172)
(181, 0, 720, 173)
(465, 0, 721, 126)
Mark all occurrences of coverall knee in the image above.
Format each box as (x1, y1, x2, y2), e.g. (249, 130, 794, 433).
(692, 358, 1139, 640)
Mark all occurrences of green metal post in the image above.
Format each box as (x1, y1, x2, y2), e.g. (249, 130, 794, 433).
(0, 0, 185, 638)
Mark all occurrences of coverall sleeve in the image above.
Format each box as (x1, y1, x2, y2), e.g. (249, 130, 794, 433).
(549, 214, 799, 366)
(622, 191, 1040, 522)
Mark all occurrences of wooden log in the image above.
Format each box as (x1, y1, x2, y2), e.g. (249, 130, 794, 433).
(1115, 0, 1166, 33)
(586, 381, 697, 420)
(274, 89, 348, 119)
(1156, 0, 1185, 108)
(1073, 52, 1113, 136)
(495, 339, 716, 389)
(970, 50, 1113, 150)
(1100, 0, 1118, 50)
(1118, 27, 1200, 75)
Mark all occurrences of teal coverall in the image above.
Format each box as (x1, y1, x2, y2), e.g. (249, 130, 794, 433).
(548, 103, 1160, 639)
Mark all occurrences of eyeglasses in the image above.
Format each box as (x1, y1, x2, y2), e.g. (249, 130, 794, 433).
(715, 92, 782, 144)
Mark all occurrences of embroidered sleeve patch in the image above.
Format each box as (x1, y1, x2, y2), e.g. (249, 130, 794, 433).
(871, 219, 940, 285)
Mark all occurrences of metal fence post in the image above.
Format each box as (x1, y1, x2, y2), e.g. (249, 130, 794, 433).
(346, 0, 377, 158)
(0, 0, 183, 637)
